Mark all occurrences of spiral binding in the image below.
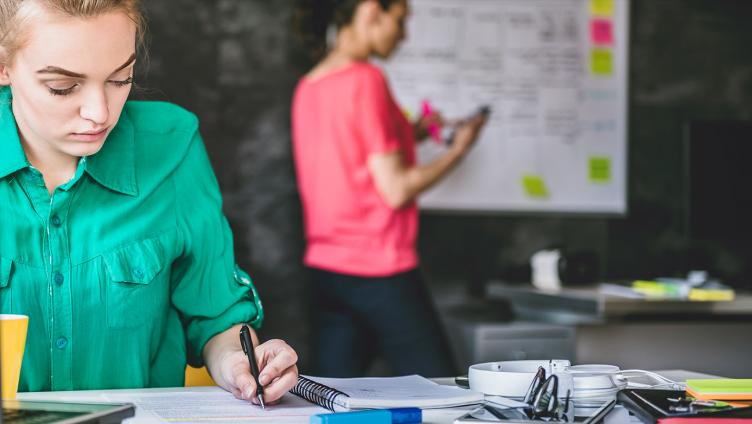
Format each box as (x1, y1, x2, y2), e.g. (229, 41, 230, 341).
(289, 375, 350, 411)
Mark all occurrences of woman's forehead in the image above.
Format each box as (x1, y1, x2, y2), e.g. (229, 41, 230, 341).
(17, 9, 136, 75)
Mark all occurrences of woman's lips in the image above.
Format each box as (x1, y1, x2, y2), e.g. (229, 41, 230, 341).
(69, 127, 108, 142)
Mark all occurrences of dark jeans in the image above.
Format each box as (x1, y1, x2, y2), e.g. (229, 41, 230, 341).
(308, 267, 456, 378)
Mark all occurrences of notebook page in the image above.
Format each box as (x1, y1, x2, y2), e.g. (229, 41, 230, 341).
(304, 375, 484, 409)
(103, 387, 328, 423)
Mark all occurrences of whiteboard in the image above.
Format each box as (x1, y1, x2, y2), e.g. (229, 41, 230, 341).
(380, 0, 629, 214)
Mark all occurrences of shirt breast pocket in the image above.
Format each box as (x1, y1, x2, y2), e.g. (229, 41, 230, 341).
(102, 237, 170, 329)
(1, 256, 12, 312)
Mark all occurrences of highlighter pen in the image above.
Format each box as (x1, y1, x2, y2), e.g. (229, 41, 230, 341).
(420, 100, 443, 144)
(239, 324, 265, 409)
(310, 408, 422, 424)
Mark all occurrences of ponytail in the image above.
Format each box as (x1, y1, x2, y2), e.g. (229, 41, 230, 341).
(293, 0, 399, 62)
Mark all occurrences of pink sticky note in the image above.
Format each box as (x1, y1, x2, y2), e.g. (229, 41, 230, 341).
(590, 19, 614, 46)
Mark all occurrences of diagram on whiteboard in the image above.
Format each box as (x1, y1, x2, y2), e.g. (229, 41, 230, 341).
(379, 0, 628, 214)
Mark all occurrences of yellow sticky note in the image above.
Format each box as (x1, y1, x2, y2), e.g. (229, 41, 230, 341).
(523, 175, 549, 198)
(590, 0, 614, 16)
(589, 156, 611, 183)
(591, 49, 613, 76)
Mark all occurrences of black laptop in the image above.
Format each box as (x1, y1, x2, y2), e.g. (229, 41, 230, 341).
(1, 339, 135, 424)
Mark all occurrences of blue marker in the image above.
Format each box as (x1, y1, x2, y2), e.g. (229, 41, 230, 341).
(310, 407, 422, 424)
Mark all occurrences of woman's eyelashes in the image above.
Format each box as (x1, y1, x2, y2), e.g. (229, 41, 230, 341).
(110, 76, 134, 87)
(46, 76, 134, 96)
(48, 84, 78, 96)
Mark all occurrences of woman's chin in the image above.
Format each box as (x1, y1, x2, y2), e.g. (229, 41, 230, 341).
(60, 139, 107, 158)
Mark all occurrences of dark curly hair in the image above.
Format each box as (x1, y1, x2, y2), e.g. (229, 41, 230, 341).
(294, 0, 400, 61)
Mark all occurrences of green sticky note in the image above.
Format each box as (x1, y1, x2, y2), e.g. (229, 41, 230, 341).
(686, 379, 752, 395)
(589, 156, 611, 183)
(523, 175, 549, 198)
(590, 0, 614, 16)
(591, 49, 613, 76)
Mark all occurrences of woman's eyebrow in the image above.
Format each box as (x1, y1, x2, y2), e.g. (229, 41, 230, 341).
(111, 53, 137, 75)
(36, 53, 137, 78)
(36, 66, 85, 78)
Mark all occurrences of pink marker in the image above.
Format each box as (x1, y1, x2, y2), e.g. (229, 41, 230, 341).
(421, 100, 443, 144)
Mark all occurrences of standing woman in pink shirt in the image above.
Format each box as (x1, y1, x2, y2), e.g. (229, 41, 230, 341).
(292, 0, 487, 377)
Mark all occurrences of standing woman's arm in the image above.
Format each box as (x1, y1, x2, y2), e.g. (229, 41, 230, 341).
(368, 115, 487, 209)
(353, 68, 488, 210)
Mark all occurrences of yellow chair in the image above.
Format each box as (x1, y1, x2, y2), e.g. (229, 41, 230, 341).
(185, 366, 216, 387)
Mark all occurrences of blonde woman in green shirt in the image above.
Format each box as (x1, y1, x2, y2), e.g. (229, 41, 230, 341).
(0, 0, 298, 402)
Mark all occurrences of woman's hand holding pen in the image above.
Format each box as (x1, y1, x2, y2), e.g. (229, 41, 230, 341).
(449, 113, 488, 157)
(204, 325, 299, 405)
(249, 338, 299, 404)
(414, 105, 488, 151)
(414, 110, 445, 141)
(228, 338, 298, 405)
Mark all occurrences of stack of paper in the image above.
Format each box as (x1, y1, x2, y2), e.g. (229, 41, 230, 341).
(686, 379, 752, 401)
(630, 280, 735, 301)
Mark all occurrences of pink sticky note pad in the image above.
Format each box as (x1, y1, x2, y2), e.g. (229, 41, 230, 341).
(590, 19, 614, 46)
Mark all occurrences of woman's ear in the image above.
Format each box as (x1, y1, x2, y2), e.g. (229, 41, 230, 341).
(0, 49, 11, 86)
(0, 66, 11, 86)
(356, 0, 381, 26)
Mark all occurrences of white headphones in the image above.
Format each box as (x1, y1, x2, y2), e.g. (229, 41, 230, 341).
(468, 359, 571, 398)
(468, 360, 682, 403)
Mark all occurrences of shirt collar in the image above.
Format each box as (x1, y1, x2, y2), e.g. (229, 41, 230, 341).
(85, 107, 138, 196)
(0, 86, 138, 196)
(0, 87, 30, 179)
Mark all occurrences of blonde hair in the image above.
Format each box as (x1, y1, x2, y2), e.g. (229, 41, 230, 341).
(0, 0, 145, 66)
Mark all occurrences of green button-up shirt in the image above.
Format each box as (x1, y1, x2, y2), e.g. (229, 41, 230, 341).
(0, 87, 263, 392)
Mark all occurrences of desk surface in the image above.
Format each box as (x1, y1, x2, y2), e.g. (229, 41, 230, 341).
(486, 282, 752, 323)
(17, 371, 719, 424)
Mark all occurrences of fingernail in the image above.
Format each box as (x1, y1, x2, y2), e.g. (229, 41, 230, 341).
(244, 386, 253, 399)
(259, 374, 270, 386)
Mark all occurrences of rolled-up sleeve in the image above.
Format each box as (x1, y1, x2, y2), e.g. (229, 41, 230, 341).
(169, 126, 264, 367)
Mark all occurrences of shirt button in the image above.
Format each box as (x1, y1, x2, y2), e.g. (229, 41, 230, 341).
(54, 272, 64, 286)
(51, 215, 62, 227)
(133, 268, 144, 280)
(55, 337, 68, 350)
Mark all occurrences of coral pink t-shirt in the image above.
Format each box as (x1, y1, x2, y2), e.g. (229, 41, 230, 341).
(292, 62, 418, 277)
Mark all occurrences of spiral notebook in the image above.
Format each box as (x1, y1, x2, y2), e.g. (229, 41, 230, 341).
(289, 375, 484, 412)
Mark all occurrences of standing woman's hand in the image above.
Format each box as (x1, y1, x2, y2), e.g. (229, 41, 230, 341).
(449, 114, 488, 157)
(414, 110, 445, 141)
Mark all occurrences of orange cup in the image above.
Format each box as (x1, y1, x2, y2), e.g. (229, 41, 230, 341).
(1, 314, 28, 399)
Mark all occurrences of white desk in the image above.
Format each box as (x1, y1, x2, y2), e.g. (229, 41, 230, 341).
(18, 371, 718, 424)
(17, 386, 475, 424)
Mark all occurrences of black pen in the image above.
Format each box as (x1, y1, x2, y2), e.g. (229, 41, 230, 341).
(239, 324, 265, 409)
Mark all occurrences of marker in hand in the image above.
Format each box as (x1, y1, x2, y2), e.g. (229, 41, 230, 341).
(239, 324, 265, 409)
(421, 100, 443, 144)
